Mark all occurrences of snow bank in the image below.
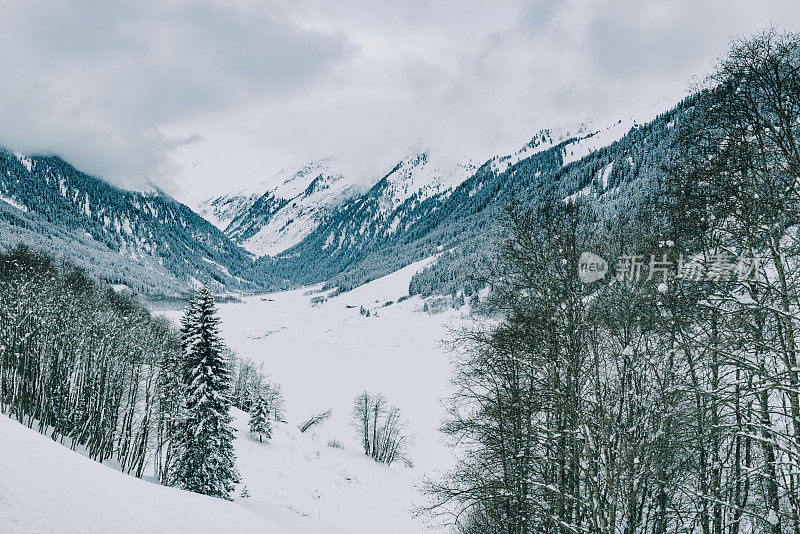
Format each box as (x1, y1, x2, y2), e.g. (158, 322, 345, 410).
(0, 415, 286, 534)
(233, 409, 417, 534)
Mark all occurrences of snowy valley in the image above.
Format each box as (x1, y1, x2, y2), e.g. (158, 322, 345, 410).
(0, 258, 468, 534)
(0, 102, 689, 534)
(2, 6, 799, 534)
(157, 257, 470, 534)
(0, 108, 678, 534)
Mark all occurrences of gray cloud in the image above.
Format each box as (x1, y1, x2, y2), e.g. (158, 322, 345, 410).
(0, 0, 347, 188)
(584, 2, 725, 79)
(0, 0, 798, 203)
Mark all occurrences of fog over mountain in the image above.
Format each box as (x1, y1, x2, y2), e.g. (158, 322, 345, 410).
(1, 0, 797, 205)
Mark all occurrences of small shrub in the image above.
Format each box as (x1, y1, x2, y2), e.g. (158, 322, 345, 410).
(299, 409, 332, 433)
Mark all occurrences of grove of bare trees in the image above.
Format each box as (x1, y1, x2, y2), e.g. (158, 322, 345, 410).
(352, 391, 413, 467)
(424, 29, 800, 534)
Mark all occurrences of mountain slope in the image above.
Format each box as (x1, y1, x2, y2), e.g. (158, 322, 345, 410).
(156, 258, 468, 533)
(245, 102, 689, 296)
(199, 158, 361, 257)
(0, 102, 683, 299)
(0, 150, 262, 295)
(0, 414, 287, 534)
(200, 151, 476, 258)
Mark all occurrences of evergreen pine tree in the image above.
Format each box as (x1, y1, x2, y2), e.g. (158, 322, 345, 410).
(248, 396, 272, 443)
(170, 287, 239, 500)
(241, 388, 254, 412)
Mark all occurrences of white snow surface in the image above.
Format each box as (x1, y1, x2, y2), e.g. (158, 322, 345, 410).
(0, 194, 28, 212)
(491, 125, 589, 174)
(0, 414, 288, 534)
(159, 256, 469, 533)
(199, 157, 362, 256)
(377, 149, 476, 216)
(241, 176, 356, 257)
(560, 118, 637, 166)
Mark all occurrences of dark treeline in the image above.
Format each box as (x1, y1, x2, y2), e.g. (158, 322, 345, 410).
(424, 30, 800, 534)
(0, 246, 283, 494)
(0, 244, 181, 478)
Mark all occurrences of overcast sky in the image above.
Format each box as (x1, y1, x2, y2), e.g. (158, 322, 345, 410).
(1, 0, 798, 205)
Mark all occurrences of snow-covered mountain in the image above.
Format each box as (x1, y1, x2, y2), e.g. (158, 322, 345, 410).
(289, 121, 636, 260)
(0, 149, 261, 295)
(311, 150, 478, 255)
(0, 104, 676, 298)
(199, 158, 362, 257)
(371, 149, 477, 227)
(200, 150, 476, 257)
(202, 117, 646, 263)
(238, 102, 687, 295)
(490, 118, 641, 174)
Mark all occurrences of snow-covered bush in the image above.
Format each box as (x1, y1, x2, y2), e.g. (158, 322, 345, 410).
(298, 409, 332, 433)
(351, 392, 412, 467)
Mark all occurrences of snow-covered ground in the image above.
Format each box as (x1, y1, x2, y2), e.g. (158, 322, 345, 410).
(0, 257, 468, 534)
(0, 414, 289, 534)
(235, 409, 418, 533)
(159, 257, 471, 533)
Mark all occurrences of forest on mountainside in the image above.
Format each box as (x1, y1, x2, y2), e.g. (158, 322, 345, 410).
(0, 245, 283, 496)
(423, 30, 800, 534)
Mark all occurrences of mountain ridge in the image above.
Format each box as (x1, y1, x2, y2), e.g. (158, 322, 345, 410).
(0, 149, 263, 295)
(0, 101, 687, 298)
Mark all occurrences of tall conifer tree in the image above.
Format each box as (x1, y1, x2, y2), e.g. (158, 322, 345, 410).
(170, 287, 239, 500)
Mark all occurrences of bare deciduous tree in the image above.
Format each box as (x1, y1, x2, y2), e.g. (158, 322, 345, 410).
(351, 391, 412, 467)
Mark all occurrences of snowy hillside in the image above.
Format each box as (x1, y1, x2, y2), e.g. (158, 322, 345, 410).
(1, 405, 444, 534)
(490, 117, 641, 174)
(234, 410, 420, 534)
(0, 149, 259, 295)
(375, 149, 476, 218)
(158, 257, 470, 533)
(490, 124, 587, 174)
(199, 158, 362, 257)
(250, 103, 685, 296)
(559, 117, 641, 165)
(200, 151, 475, 257)
(0, 415, 287, 534)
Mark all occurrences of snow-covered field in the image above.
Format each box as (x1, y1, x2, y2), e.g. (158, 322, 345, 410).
(0, 258, 469, 533)
(0, 414, 287, 534)
(160, 258, 472, 533)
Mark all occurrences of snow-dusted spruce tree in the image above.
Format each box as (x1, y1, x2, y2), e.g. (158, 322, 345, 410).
(170, 287, 239, 500)
(248, 396, 272, 443)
